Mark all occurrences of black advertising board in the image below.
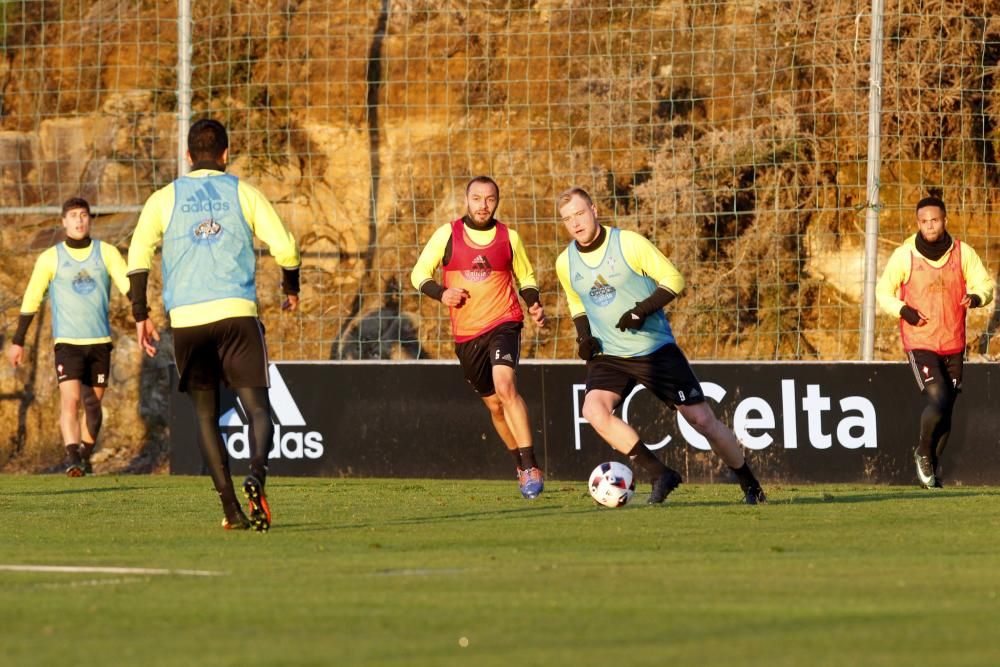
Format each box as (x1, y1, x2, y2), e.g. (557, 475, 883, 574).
(169, 361, 1000, 484)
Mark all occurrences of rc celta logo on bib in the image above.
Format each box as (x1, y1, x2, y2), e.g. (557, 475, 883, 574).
(219, 365, 324, 460)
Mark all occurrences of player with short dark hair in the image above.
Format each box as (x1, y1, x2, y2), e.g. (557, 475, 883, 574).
(128, 118, 301, 531)
(555, 187, 767, 504)
(876, 195, 993, 488)
(411, 176, 547, 498)
(7, 197, 129, 475)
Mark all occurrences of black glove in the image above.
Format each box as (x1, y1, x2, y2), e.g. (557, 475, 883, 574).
(615, 288, 677, 332)
(576, 335, 602, 361)
(616, 306, 647, 331)
(899, 305, 922, 325)
(967, 294, 982, 308)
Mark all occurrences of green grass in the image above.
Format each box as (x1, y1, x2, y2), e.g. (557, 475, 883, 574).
(1, 476, 999, 667)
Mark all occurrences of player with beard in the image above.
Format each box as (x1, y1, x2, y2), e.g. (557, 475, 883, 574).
(411, 176, 547, 498)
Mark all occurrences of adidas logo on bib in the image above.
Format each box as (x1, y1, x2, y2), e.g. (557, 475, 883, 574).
(180, 181, 231, 214)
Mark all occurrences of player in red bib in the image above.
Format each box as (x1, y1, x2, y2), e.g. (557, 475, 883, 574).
(876, 195, 994, 488)
(411, 176, 547, 498)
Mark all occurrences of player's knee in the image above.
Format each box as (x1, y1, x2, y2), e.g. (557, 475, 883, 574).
(493, 380, 519, 404)
(922, 401, 945, 420)
(483, 396, 505, 419)
(677, 402, 725, 435)
(683, 409, 716, 434)
(82, 390, 101, 407)
(934, 395, 954, 414)
(60, 396, 81, 413)
(245, 406, 271, 428)
(581, 401, 612, 428)
(923, 386, 953, 414)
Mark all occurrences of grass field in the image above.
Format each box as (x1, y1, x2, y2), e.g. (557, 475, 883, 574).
(1, 475, 999, 667)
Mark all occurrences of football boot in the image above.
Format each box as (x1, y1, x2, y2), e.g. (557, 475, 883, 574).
(914, 449, 937, 489)
(242, 475, 272, 532)
(517, 467, 544, 499)
(647, 468, 683, 504)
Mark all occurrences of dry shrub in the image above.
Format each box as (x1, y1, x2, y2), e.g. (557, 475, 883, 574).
(636, 100, 820, 358)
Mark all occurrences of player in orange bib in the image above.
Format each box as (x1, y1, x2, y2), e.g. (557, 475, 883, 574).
(411, 176, 546, 498)
(876, 195, 994, 488)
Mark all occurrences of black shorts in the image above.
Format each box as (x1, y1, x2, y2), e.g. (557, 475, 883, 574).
(586, 342, 705, 407)
(907, 349, 964, 393)
(454, 321, 522, 396)
(173, 317, 269, 392)
(54, 343, 112, 387)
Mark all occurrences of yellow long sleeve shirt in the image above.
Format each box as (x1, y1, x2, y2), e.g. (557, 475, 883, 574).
(555, 226, 685, 318)
(127, 169, 300, 327)
(410, 220, 538, 293)
(876, 234, 994, 317)
(19, 240, 129, 345)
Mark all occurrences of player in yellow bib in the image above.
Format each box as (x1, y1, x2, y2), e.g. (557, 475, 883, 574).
(876, 195, 993, 488)
(7, 198, 129, 475)
(411, 176, 547, 498)
(555, 187, 767, 504)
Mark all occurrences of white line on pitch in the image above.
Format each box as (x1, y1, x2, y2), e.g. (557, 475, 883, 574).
(0, 564, 226, 577)
(37, 577, 149, 589)
(372, 567, 467, 577)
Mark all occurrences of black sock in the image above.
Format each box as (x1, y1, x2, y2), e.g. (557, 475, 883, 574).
(518, 447, 537, 470)
(221, 495, 245, 520)
(509, 448, 522, 469)
(626, 440, 667, 480)
(80, 442, 95, 461)
(730, 463, 761, 491)
(65, 444, 82, 464)
(250, 464, 268, 487)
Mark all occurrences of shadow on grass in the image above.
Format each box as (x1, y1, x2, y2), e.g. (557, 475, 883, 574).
(273, 503, 600, 532)
(738, 488, 997, 505)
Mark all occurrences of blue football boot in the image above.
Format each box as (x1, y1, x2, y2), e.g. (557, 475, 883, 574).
(517, 467, 544, 499)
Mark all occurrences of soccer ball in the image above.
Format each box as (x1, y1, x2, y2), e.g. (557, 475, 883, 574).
(588, 461, 636, 508)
